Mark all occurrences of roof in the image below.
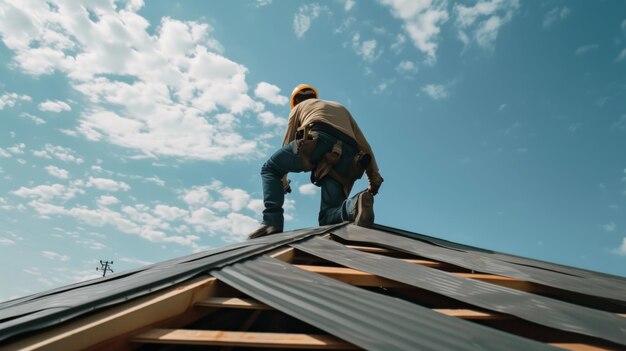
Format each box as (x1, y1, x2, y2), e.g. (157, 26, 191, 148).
(1, 222, 625, 350)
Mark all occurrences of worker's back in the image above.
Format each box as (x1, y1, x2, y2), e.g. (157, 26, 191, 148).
(291, 99, 358, 142)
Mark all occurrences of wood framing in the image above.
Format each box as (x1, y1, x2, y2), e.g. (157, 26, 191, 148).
(3, 227, 625, 351)
(3, 276, 220, 351)
(294, 264, 543, 292)
(196, 297, 273, 310)
(131, 329, 358, 349)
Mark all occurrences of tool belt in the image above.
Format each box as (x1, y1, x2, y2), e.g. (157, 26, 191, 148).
(294, 124, 371, 196)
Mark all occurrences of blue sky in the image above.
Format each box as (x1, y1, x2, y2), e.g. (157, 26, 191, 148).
(0, 0, 625, 301)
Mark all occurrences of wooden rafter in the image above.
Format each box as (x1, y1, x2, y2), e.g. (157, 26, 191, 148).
(131, 329, 359, 349)
(196, 296, 513, 321)
(3, 276, 221, 351)
(293, 264, 543, 292)
(196, 297, 273, 310)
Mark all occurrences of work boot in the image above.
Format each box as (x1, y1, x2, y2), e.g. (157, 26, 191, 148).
(354, 191, 374, 228)
(247, 224, 283, 240)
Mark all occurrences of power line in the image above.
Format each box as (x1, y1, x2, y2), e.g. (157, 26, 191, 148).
(96, 260, 114, 277)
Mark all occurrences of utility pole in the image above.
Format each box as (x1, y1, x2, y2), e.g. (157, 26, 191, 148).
(96, 260, 114, 277)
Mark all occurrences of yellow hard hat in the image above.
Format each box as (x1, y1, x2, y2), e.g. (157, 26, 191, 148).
(290, 84, 318, 109)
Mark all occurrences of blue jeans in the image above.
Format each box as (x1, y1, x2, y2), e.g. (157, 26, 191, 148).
(261, 131, 359, 228)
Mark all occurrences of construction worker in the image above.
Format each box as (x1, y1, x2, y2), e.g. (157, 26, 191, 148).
(248, 84, 383, 239)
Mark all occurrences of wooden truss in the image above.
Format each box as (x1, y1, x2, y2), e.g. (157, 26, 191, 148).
(4, 235, 625, 351)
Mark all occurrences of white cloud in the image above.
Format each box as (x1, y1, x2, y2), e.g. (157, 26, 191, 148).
(87, 177, 130, 192)
(603, 222, 616, 232)
(352, 34, 381, 62)
(45, 165, 69, 179)
(615, 237, 626, 256)
(0, 237, 15, 245)
(344, 0, 355, 11)
(13, 184, 82, 201)
(144, 176, 165, 187)
(390, 33, 406, 52)
(7, 143, 25, 154)
(454, 0, 520, 51)
(294, 3, 329, 38)
(220, 188, 251, 211)
(20, 112, 46, 125)
(30, 200, 199, 246)
(0, 92, 31, 110)
(153, 204, 188, 221)
(542, 6, 570, 29)
(182, 186, 212, 207)
(256, 0, 272, 6)
(76, 238, 106, 250)
(0, 148, 11, 158)
(119, 257, 153, 266)
(421, 84, 449, 100)
(374, 83, 388, 94)
(299, 183, 318, 196)
(379, 0, 449, 63)
(246, 199, 265, 215)
(42, 250, 70, 261)
(254, 82, 288, 105)
(258, 111, 287, 126)
(574, 44, 599, 56)
(38, 99, 71, 112)
(616, 48, 626, 62)
(0, 2, 281, 162)
(97, 195, 119, 206)
(396, 60, 418, 74)
(32, 144, 84, 164)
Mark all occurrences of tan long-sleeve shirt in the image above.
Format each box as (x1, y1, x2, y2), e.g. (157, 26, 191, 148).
(282, 99, 380, 177)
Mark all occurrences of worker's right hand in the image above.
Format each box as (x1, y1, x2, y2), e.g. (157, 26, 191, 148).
(283, 178, 292, 194)
(367, 174, 384, 195)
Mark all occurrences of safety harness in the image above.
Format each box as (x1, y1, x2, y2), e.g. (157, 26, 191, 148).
(293, 124, 371, 197)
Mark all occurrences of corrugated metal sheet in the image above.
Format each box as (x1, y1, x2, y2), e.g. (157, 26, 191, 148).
(292, 237, 626, 346)
(333, 225, 626, 304)
(375, 224, 626, 282)
(0, 224, 342, 343)
(212, 255, 559, 351)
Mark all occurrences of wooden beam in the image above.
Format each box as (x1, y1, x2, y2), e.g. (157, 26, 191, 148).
(401, 258, 445, 268)
(196, 297, 272, 310)
(433, 309, 511, 320)
(131, 329, 358, 349)
(294, 264, 407, 288)
(221, 310, 263, 351)
(196, 297, 513, 322)
(4, 276, 220, 351)
(270, 247, 295, 262)
(548, 343, 613, 351)
(346, 245, 395, 254)
(294, 264, 543, 293)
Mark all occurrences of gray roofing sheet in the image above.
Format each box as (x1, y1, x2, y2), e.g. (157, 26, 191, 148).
(292, 236, 626, 346)
(0, 224, 341, 344)
(375, 224, 626, 282)
(333, 225, 626, 303)
(211, 255, 559, 351)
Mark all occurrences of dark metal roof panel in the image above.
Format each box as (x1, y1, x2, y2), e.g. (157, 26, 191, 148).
(212, 255, 559, 351)
(333, 225, 626, 303)
(0, 224, 341, 343)
(375, 224, 626, 282)
(292, 237, 626, 346)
